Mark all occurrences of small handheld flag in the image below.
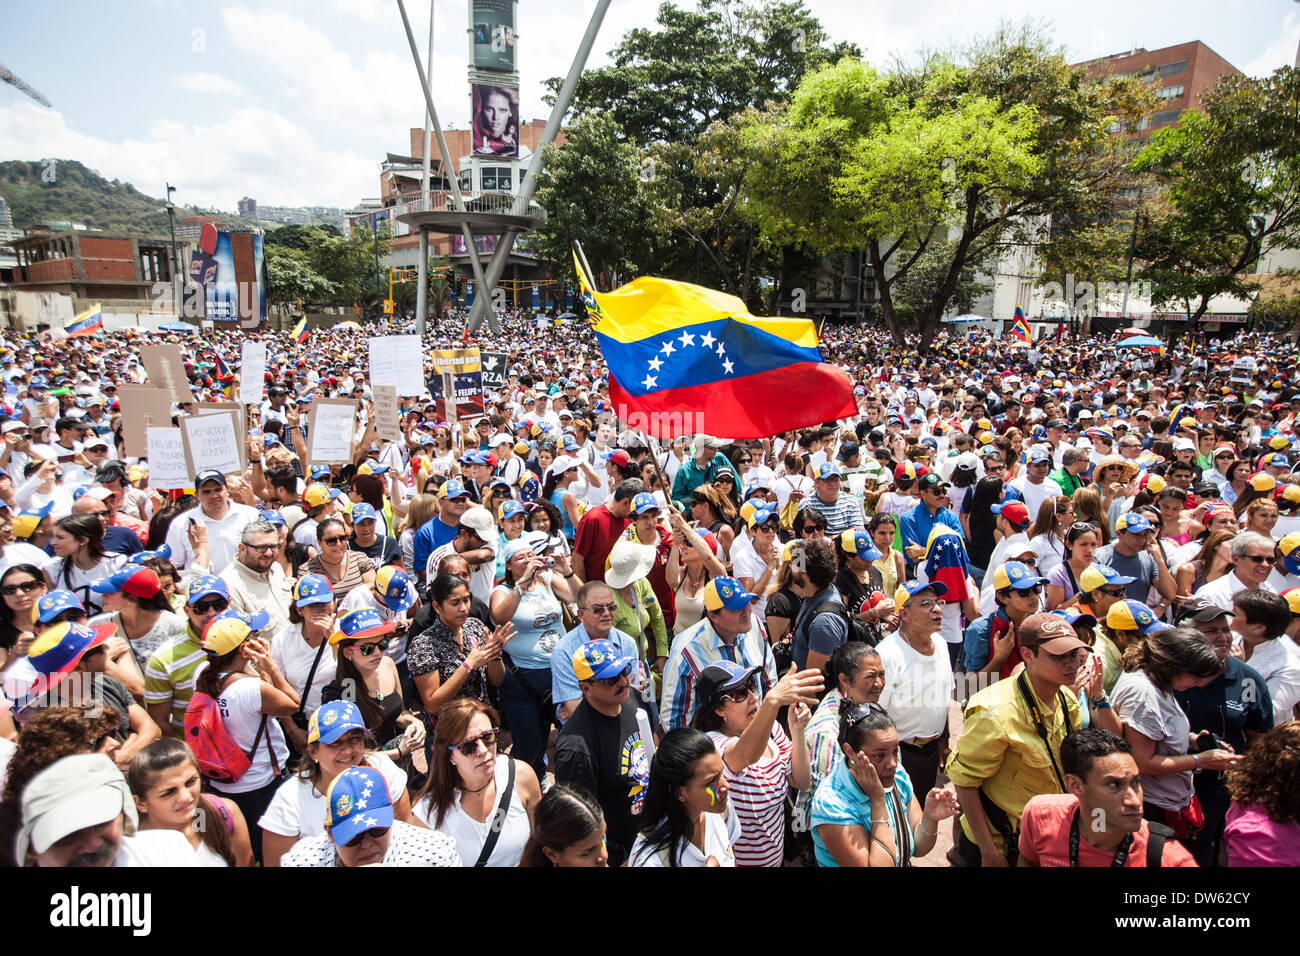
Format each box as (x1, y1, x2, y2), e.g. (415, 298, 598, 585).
(1009, 304, 1031, 344)
(291, 316, 309, 344)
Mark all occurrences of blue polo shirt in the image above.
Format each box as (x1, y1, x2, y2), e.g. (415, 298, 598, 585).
(811, 755, 916, 867)
(897, 502, 964, 568)
(412, 515, 460, 579)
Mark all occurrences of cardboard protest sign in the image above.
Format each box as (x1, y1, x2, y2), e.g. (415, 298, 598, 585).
(140, 344, 193, 402)
(373, 385, 402, 443)
(239, 341, 267, 405)
(479, 351, 508, 389)
(428, 349, 485, 421)
(369, 335, 425, 397)
(306, 399, 359, 465)
(117, 385, 175, 458)
(146, 427, 190, 490)
(180, 410, 243, 477)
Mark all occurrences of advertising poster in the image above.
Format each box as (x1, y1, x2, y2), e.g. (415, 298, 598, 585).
(428, 349, 485, 421)
(188, 225, 266, 327)
(472, 82, 519, 157)
(471, 0, 516, 72)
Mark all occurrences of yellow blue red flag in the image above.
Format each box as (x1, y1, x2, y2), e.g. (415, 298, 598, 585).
(292, 316, 309, 344)
(65, 303, 102, 337)
(574, 252, 856, 439)
(1010, 304, 1031, 343)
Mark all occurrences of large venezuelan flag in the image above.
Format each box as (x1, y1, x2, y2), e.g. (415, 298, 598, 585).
(65, 303, 102, 337)
(575, 253, 856, 439)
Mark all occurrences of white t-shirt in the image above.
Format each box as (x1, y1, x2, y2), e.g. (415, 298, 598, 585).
(772, 474, 812, 512)
(876, 630, 954, 741)
(259, 753, 408, 839)
(115, 828, 199, 867)
(731, 546, 771, 620)
(1242, 639, 1300, 727)
(208, 674, 290, 795)
(413, 755, 530, 867)
(164, 503, 260, 571)
(0, 541, 55, 578)
(629, 802, 741, 867)
(269, 623, 337, 717)
(1008, 476, 1064, 522)
(43, 553, 127, 617)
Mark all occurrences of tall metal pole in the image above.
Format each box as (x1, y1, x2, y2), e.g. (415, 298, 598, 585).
(396, 0, 499, 333)
(415, 0, 434, 337)
(467, 0, 613, 332)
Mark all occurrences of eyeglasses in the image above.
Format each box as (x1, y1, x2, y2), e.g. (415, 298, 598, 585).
(354, 639, 391, 656)
(244, 542, 277, 553)
(341, 827, 390, 848)
(583, 603, 617, 616)
(908, 598, 942, 610)
(1013, 584, 1043, 596)
(592, 667, 631, 687)
(192, 598, 229, 614)
(321, 536, 349, 546)
(1, 580, 43, 596)
(1241, 554, 1273, 564)
(1098, 586, 1127, 597)
(447, 728, 499, 755)
(720, 684, 756, 704)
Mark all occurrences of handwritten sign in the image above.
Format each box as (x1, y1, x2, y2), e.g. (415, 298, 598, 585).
(117, 385, 175, 457)
(239, 341, 267, 405)
(140, 344, 193, 402)
(373, 385, 401, 443)
(192, 402, 247, 468)
(181, 411, 243, 477)
(369, 335, 425, 397)
(307, 399, 359, 465)
(146, 427, 190, 490)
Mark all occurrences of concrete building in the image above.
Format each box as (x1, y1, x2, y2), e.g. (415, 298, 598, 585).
(238, 196, 258, 218)
(8, 227, 176, 300)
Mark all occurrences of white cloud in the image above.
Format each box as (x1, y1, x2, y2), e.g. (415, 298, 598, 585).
(0, 101, 373, 210)
(1243, 11, 1300, 77)
(171, 72, 247, 96)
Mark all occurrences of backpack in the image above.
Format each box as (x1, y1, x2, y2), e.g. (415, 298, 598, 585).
(184, 674, 277, 784)
(800, 598, 880, 650)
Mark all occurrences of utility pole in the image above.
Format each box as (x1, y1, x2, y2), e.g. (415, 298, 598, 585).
(415, 0, 434, 336)
(164, 183, 178, 292)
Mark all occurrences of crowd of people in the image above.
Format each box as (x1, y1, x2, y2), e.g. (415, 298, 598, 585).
(1, 309, 1299, 869)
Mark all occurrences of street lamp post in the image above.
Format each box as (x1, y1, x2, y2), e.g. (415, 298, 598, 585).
(164, 183, 178, 293)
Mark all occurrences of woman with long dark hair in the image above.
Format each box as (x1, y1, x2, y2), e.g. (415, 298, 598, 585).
(0, 564, 45, 668)
(43, 513, 124, 616)
(518, 783, 608, 867)
(128, 737, 254, 867)
(689, 484, 737, 564)
(630, 727, 739, 867)
(1044, 522, 1102, 611)
(964, 475, 1007, 572)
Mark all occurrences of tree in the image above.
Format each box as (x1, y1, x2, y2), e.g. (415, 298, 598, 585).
(265, 246, 335, 309)
(1132, 67, 1300, 339)
(533, 114, 657, 285)
(310, 223, 391, 309)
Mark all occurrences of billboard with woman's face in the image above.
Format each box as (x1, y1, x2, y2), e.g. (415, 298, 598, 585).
(472, 83, 519, 158)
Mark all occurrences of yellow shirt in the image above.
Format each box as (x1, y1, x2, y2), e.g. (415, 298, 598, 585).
(945, 672, 1081, 853)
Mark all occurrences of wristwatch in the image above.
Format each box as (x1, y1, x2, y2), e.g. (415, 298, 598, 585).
(1089, 695, 1112, 710)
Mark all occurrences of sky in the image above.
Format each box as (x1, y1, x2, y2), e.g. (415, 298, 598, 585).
(0, 0, 1296, 213)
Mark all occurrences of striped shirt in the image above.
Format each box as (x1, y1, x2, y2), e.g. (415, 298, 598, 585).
(797, 492, 865, 534)
(794, 689, 846, 832)
(709, 726, 793, 867)
(659, 617, 777, 732)
(143, 630, 206, 738)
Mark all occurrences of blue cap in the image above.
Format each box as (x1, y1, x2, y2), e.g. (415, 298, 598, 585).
(1051, 607, 1098, 628)
(1115, 512, 1152, 534)
(126, 543, 173, 565)
(703, 576, 759, 612)
(330, 607, 397, 645)
(816, 462, 843, 480)
(351, 502, 378, 523)
(572, 639, 635, 681)
(561, 435, 580, 452)
(1028, 447, 1053, 465)
(838, 528, 882, 561)
(498, 499, 525, 521)
(749, 505, 779, 529)
(630, 492, 660, 515)
(307, 700, 366, 745)
(325, 766, 394, 844)
(294, 573, 335, 608)
(375, 566, 414, 612)
(258, 509, 286, 526)
(991, 561, 1049, 591)
(440, 478, 469, 500)
(895, 579, 949, 605)
(309, 465, 332, 480)
(186, 575, 229, 605)
(36, 590, 86, 623)
(30, 376, 47, 388)
(212, 607, 270, 631)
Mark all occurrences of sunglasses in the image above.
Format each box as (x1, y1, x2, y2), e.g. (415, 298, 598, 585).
(352, 639, 391, 656)
(592, 667, 632, 687)
(1099, 586, 1127, 597)
(584, 603, 618, 616)
(799, 525, 818, 534)
(321, 536, 349, 546)
(447, 728, 499, 756)
(720, 684, 756, 704)
(2, 580, 43, 596)
(1013, 584, 1044, 595)
(341, 827, 390, 848)
(1241, 554, 1273, 564)
(192, 598, 229, 614)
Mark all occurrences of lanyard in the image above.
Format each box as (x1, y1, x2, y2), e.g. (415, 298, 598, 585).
(1069, 808, 1133, 867)
(1016, 672, 1071, 792)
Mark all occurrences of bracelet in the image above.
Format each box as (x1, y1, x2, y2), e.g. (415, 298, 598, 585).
(1089, 695, 1112, 710)
(1192, 752, 1201, 772)
(460, 660, 473, 672)
(563, 572, 575, 579)
(915, 817, 936, 836)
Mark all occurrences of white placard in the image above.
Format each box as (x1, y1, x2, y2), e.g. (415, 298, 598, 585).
(181, 412, 243, 476)
(373, 385, 401, 443)
(146, 427, 190, 490)
(369, 335, 425, 397)
(308, 399, 359, 465)
(239, 341, 267, 405)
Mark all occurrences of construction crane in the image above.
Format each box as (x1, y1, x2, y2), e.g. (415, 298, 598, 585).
(0, 62, 51, 107)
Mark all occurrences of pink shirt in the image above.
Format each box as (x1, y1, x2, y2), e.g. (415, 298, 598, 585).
(1018, 794, 1196, 867)
(1225, 803, 1300, 867)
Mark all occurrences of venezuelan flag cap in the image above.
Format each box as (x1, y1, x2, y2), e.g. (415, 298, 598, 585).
(1051, 607, 1097, 628)
(294, 573, 334, 608)
(1278, 532, 1300, 575)
(1078, 564, 1136, 592)
(1106, 599, 1168, 635)
(1114, 512, 1153, 534)
(36, 590, 86, 624)
(572, 639, 635, 681)
(990, 561, 1047, 591)
(375, 566, 413, 612)
(703, 576, 759, 611)
(1249, 473, 1278, 493)
(325, 766, 394, 843)
(25, 622, 117, 696)
(308, 700, 365, 745)
(894, 579, 949, 609)
(839, 528, 882, 562)
(329, 607, 397, 645)
(202, 609, 268, 656)
(1280, 587, 1300, 616)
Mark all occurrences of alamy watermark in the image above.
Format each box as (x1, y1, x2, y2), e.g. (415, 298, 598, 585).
(1036, 274, 1154, 320)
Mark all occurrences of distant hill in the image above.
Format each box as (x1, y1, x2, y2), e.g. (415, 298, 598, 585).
(0, 159, 243, 236)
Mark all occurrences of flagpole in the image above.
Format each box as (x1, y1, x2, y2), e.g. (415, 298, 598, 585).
(572, 240, 597, 290)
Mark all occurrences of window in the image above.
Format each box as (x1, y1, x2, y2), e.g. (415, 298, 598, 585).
(1157, 84, 1184, 101)
(1159, 59, 1187, 77)
(481, 167, 511, 191)
(1152, 109, 1182, 126)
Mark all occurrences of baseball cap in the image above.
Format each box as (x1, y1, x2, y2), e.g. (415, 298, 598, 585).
(693, 660, 760, 707)
(572, 639, 635, 682)
(350, 502, 378, 523)
(357, 460, 390, 476)
(194, 469, 227, 487)
(307, 700, 367, 745)
(439, 479, 469, 500)
(1281, 587, 1300, 617)
(186, 575, 229, 605)
(498, 499, 525, 521)
(815, 462, 843, 480)
(990, 500, 1031, 528)
(894, 462, 921, 483)
(918, 473, 948, 492)
(1248, 473, 1278, 493)
(1277, 531, 1300, 575)
(1078, 564, 1136, 592)
(375, 566, 414, 612)
(989, 561, 1048, 591)
(1114, 512, 1152, 534)
(11, 501, 53, 540)
(1051, 607, 1097, 628)
(1277, 484, 1300, 505)
(330, 606, 397, 645)
(1017, 612, 1089, 654)
(839, 528, 883, 562)
(894, 579, 949, 609)
(702, 576, 759, 612)
(630, 492, 660, 515)
(201, 609, 268, 656)
(836, 441, 860, 462)
(1027, 447, 1053, 465)
(309, 465, 332, 481)
(601, 449, 631, 467)
(294, 573, 335, 608)
(18, 754, 134, 865)
(258, 509, 286, 526)
(89, 566, 162, 599)
(457, 507, 496, 541)
(35, 590, 86, 624)
(303, 483, 332, 508)
(1173, 597, 1235, 625)
(324, 766, 394, 845)
(24, 621, 118, 696)
(1106, 599, 1169, 635)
